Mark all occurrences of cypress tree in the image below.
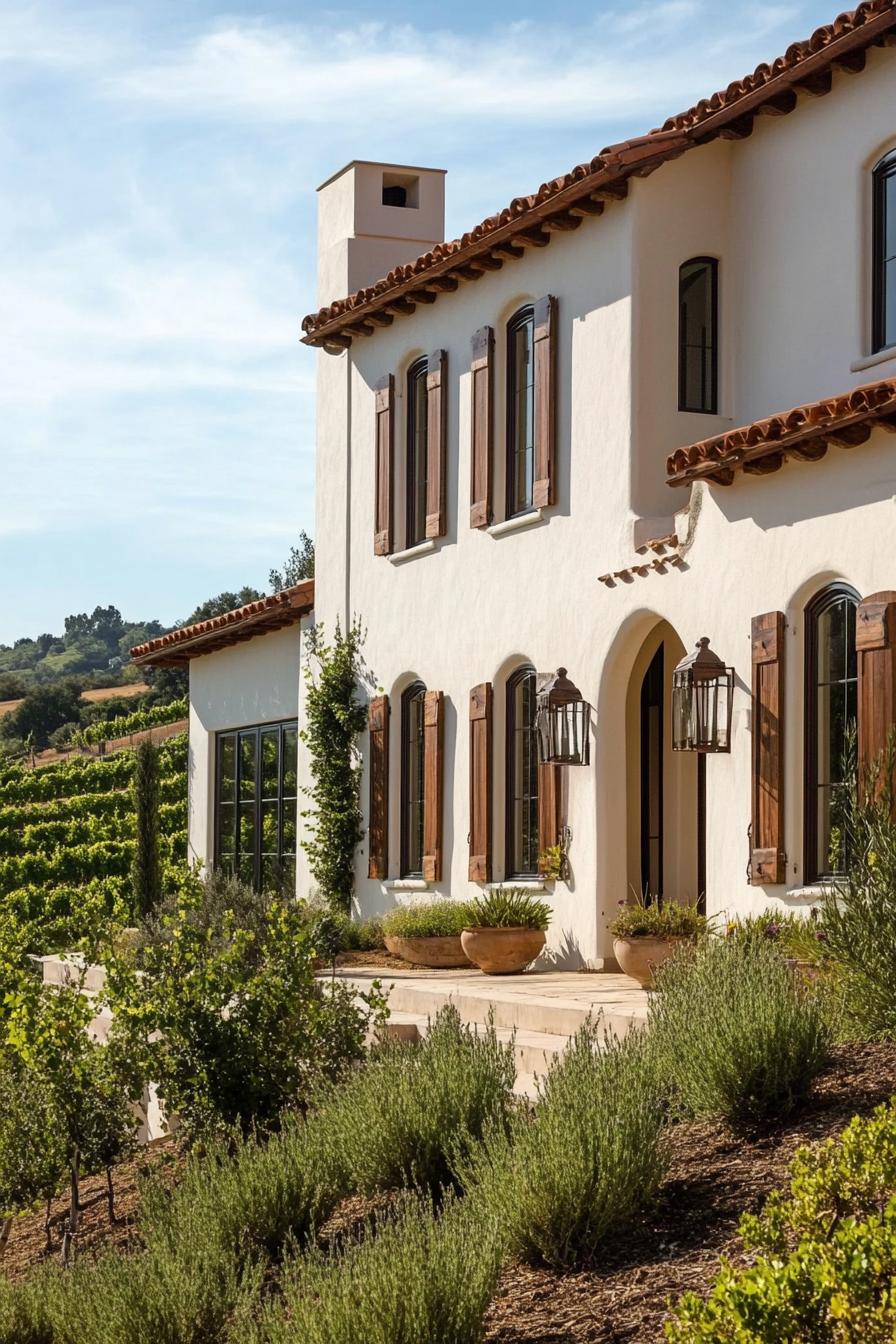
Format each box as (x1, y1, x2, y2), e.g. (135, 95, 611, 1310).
(131, 740, 162, 919)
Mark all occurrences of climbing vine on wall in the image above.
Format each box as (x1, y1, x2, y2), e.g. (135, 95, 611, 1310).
(300, 620, 367, 914)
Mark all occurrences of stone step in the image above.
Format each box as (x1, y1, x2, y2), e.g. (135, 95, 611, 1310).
(339, 969, 647, 1042)
(374, 1009, 564, 1092)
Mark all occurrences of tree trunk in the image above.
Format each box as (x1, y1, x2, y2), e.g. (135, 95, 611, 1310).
(106, 1167, 115, 1224)
(0, 1217, 11, 1260)
(63, 1150, 79, 1264)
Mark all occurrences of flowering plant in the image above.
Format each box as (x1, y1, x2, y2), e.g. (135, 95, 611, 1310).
(609, 894, 706, 940)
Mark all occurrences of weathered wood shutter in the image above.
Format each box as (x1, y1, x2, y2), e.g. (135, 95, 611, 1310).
(367, 695, 389, 878)
(857, 591, 896, 797)
(425, 350, 447, 539)
(469, 683, 492, 881)
(374, 375, 394, 556)
(470, 326, 494, 528)
(751, 612, 785, 885)
(533, 294, 557, 509)
(422, 690, 444, 881)
(538, 763, 562, 854)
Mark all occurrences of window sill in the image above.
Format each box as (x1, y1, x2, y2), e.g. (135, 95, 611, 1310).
(484, 879, 548, 893)
(388, 539, 436, 565)
(383, 878, 430, 893)
(850, 347, 896, 373)
(487, 509, 543, 538)
(784, 884, 833, 901)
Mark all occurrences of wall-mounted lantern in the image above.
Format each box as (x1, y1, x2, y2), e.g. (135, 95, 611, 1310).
(672, 637, 734, 753)
(536, 668, 592, 766)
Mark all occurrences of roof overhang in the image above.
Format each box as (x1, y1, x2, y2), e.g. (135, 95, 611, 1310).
(301, 1, 896, 353)
(666, 378, 896, 487)
(131, 580, 314, 668)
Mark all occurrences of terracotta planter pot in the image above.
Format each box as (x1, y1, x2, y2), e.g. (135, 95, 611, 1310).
(383, 933, 471, 968)
(461, 926, 546, 975)
(613, 935, 687, 988)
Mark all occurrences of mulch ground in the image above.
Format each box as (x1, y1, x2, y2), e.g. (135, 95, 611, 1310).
(4, 1044, 896, 1341)
(484, 1041, 896, 1342)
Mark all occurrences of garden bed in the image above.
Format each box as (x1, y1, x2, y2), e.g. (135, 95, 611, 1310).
(483, 1041, 896, 1343)
(4, 1042, 895, 1340)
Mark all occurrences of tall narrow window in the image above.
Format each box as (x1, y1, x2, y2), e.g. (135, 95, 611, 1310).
(216, 720, 298, 892)
(406, 359, 428, 547)
(873, 150, 896, 354)
(805, 586, 859, 882)
(506, 307, 535, 517)
(678, 258, 718, 414)
(506, 666, 539, 877)
(401, 682, 426, 876)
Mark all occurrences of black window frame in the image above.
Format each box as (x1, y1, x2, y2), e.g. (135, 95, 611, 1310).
(400, 681, 427, 877)
(804, 584, 859, 884)
(405, 357, 429, 548)
(505, 305, 536, 519)
(214, 719, 298, 893)
(873, 149, 896, 355)
(505, 664, 539, 878)
(678, 257, 719, 415)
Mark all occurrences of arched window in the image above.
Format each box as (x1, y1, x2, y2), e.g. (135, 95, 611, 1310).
(406, 359, 429, 547)
(400, 681, 426, 875)
(805, 585, 859, 882)
(506, 306, 536, 517)
(873, 149, 896, 354)
(678, 258, 718, 414)
(506, 666, 539, 876)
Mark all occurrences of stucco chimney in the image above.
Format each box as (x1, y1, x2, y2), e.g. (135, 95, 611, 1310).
(316, 160, 446, 307)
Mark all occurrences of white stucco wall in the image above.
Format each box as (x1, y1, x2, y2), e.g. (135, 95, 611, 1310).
(187, 625, 303, 871)
(301, 50, 896, 966)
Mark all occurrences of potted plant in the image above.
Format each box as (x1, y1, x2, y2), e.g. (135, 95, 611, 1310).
(382, 899, 474, 968)
(461, 889, 552, 975)
(610, 896, 706, 987)
(537, 845, 563, 881)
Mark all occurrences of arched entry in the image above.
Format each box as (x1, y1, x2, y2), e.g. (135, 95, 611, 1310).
(626, 622, 705, 910)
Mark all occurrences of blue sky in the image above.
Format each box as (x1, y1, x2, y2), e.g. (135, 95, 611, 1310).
(1, 0, 843, 643)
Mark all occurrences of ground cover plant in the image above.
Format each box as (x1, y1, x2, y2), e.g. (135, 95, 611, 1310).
(465, 1021, 666, 1271)
(649, 936, 831, 1124)
(668, 1097, 896, 1342)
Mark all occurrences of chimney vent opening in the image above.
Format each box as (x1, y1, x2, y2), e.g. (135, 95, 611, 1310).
(382, 171, 419, 209)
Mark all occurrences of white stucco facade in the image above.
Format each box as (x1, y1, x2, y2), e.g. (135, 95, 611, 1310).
(182, 30, 896, 969)
(297, 44, 896, 968)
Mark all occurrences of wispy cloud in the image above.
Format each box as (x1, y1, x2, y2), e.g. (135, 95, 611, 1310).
(0, 0, 832, 639)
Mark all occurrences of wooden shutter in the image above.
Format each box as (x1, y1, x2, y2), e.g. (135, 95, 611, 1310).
(469, 683, 492, 881)
(857, 591, 896, 798)
(422, 690, 444, 881)
(424, 350, 447, 539)
(470, 326, 494, 528)
(533, 295, 557, 509)
(751, 612, 785, 885)
(538, 763, 562, 853)
(368, 695, 389, 878)
(374, 375, 394, 556)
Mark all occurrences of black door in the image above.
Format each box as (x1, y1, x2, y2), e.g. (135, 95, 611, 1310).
(640, 645, 664, 903)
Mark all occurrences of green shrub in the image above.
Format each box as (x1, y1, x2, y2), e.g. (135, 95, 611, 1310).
(382, 899, 473, 939)
(610, 897, 706, 939)
(649, 937, 831, 1123)
(466, 888, 551, 931)
(316, 1004, 515, 1200)
(465, 1021, 666, 1270)
(242, 1194, 504, 1344)
(108, 874, 378, 1138)
(819, 749, 896, 1040)
(668, 1100, 896, 1342)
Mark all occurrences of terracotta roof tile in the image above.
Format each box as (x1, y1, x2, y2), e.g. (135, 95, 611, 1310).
(302, 1, 896, 351)
(131, 580, 314, 667)
(666, 378, 896, 486)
